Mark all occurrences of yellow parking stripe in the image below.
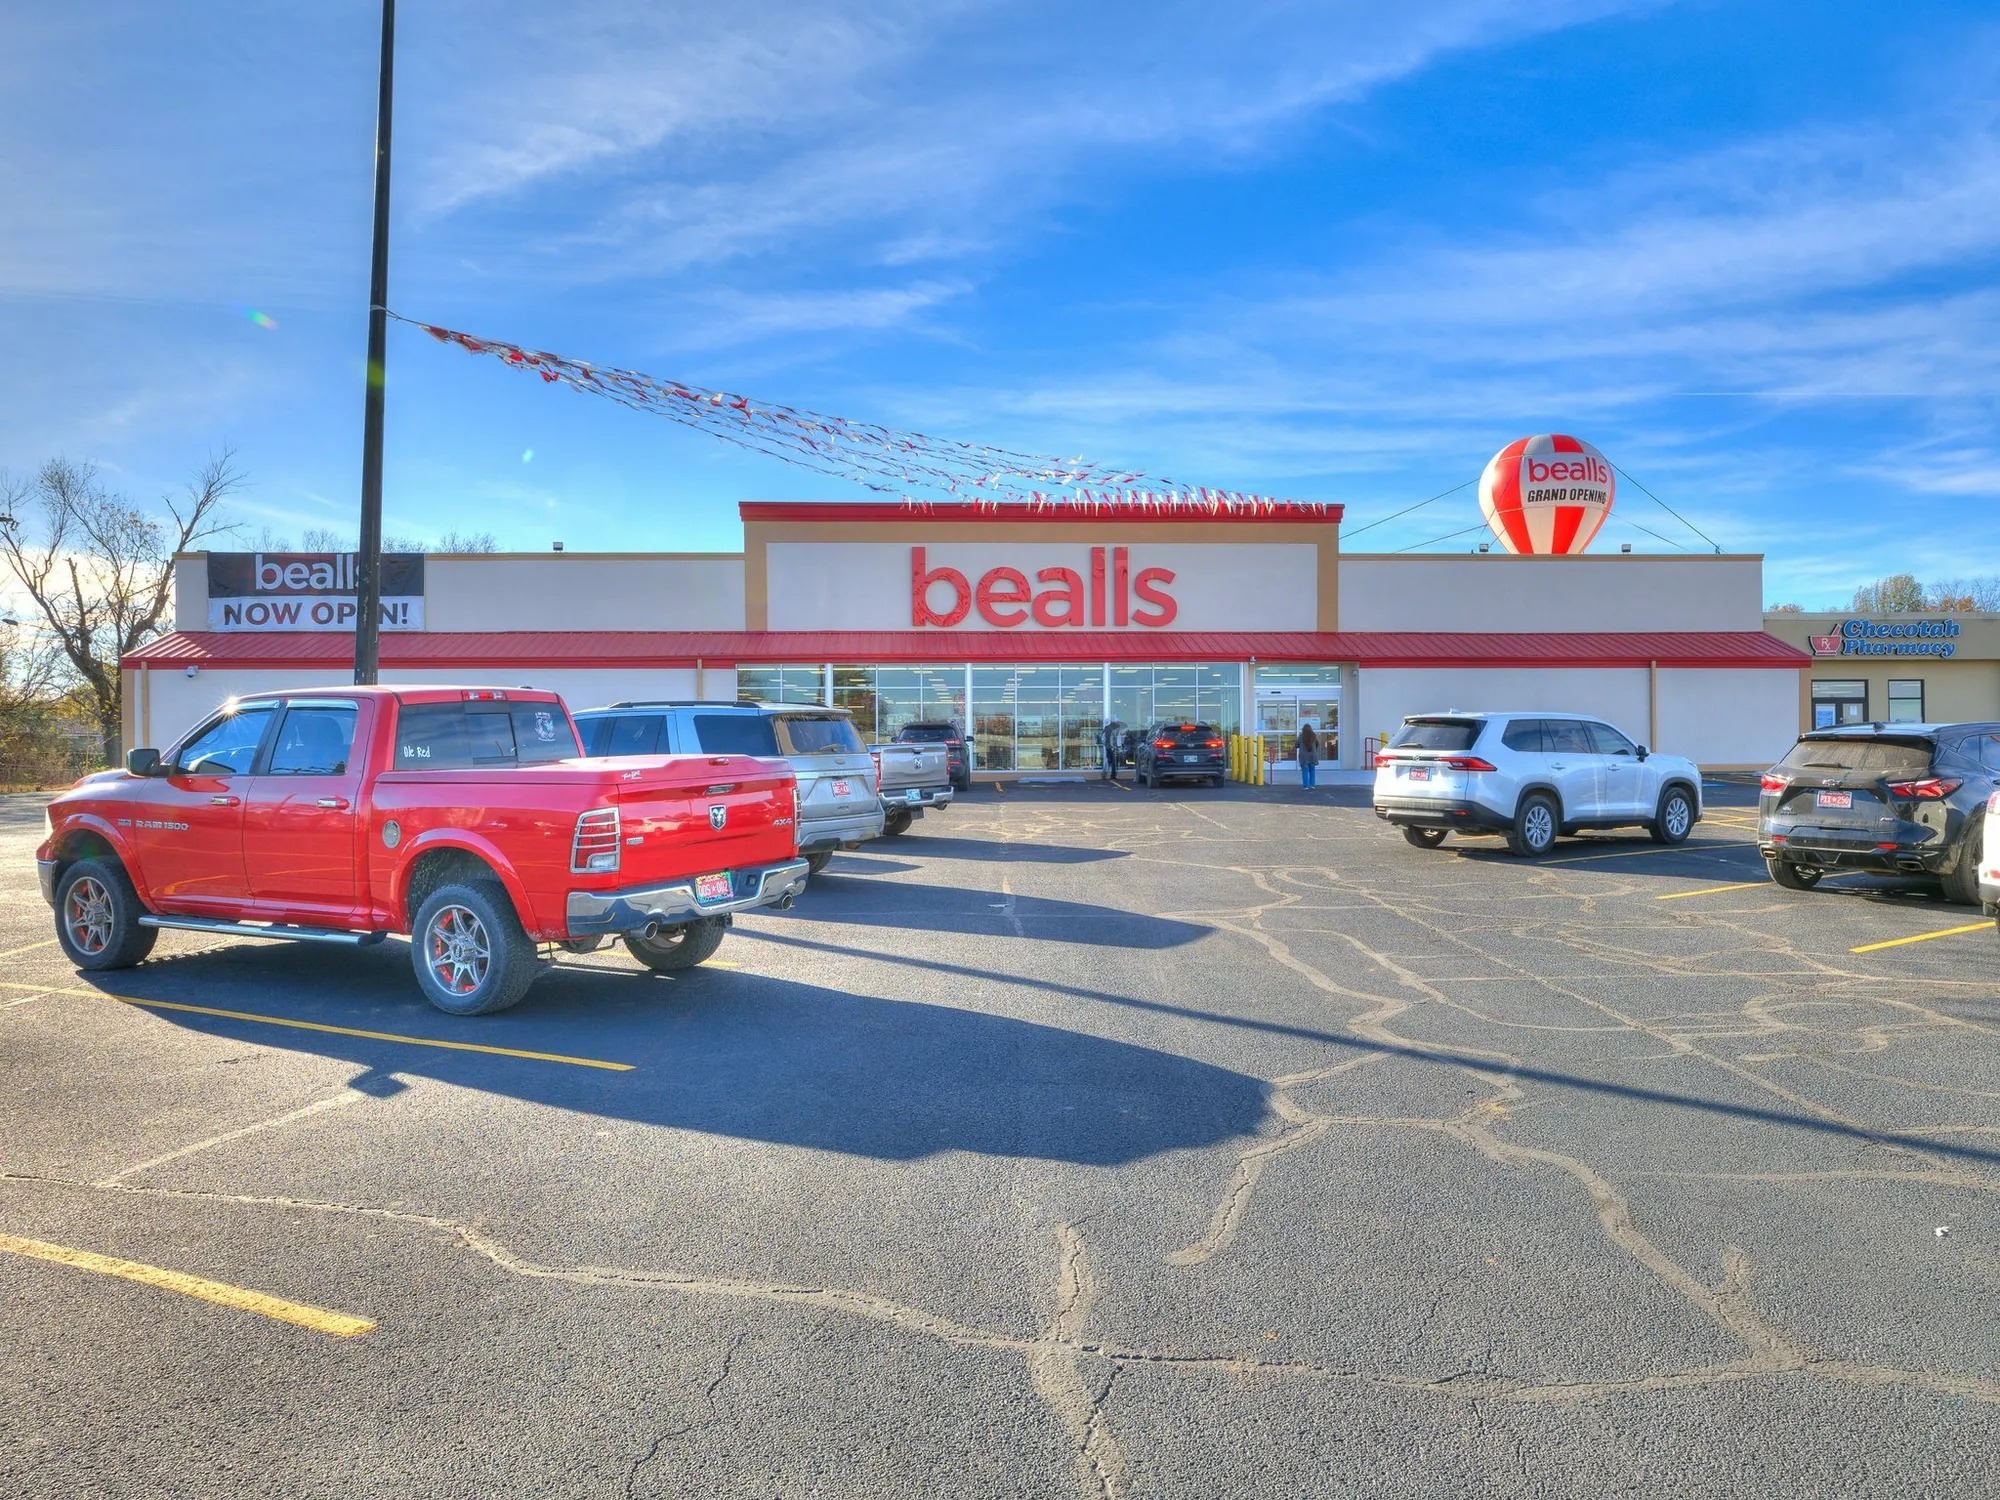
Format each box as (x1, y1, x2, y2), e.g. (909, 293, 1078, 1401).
(0, 1231, 374, 1337)
(1656, 882, 1766, 900)
(1541, 841, 1755, 866)
(1850, 922, 1990, 954)
(0, 940, 56, 960)
(0, 983, 634, 1071)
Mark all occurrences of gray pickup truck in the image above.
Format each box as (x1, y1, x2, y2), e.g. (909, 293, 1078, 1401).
(871, 740, 954, 836)
(573, 701, 885, 874)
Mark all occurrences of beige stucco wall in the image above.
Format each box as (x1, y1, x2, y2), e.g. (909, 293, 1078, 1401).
(1341, 555, 1767, 633)
(1763, 613, 2000, 729)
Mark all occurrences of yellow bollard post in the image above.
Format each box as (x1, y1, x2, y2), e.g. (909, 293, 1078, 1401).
(1254, 734, 1265, 786)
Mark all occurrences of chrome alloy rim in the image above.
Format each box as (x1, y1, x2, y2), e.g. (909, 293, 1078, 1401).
(63, 875, 113, 955)
(1523, 804, 1555, 848)
(1666, 797, 1691, 838)
(427, 904, 491, 996)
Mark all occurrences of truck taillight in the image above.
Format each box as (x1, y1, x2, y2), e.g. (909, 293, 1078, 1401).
(571, 806, 621, 874)
(462, 689, 509, 701)
(1759, 772, 1788, 794)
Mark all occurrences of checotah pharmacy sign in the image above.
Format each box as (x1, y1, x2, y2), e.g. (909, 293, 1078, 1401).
(1809, 619, 1959, 659)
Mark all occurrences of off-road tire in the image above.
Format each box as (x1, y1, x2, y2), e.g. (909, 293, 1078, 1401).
(1942, 825, 1983, 905)
(1507, 793, 1559, 858)
(882, 808, 913, 838)
(54, 858, 158, 970)
(1650, 786, 1696, 846)
(623, 918, 728, 972)
(1403, 826, 1448, 849)
(410, 880, 540, 1016)
(1765, 856, 1822, 891)
(804, 851, 833, 875)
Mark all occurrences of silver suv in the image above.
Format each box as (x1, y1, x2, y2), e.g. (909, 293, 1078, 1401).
(574, 701, 885, 874)
(1372, 711, 1702, 856)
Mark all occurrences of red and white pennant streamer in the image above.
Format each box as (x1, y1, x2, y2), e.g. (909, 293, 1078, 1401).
(394, 313, 1323, 517)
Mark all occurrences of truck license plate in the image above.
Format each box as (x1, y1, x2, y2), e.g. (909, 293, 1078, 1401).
(694, 872, 733, 902)
(1816, 790, 1852, 809)
(1405, 766, 1431, 781)
(904, 788, 922, 803)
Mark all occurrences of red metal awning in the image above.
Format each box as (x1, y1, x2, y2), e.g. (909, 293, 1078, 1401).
(124, 629, 1809, 671)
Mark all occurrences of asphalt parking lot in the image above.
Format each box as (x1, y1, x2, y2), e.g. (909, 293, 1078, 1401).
(4, 780, 1999, 1498)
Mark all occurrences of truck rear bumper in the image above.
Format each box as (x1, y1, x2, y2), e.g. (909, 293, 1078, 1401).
(883, 785, 954, 811)
(565, 857, 811, 937)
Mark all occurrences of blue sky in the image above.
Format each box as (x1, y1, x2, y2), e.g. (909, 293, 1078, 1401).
(3, 0, 1996, 606)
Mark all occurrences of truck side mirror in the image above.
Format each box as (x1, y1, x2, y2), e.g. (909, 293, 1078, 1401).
(126, 748, 162, 776)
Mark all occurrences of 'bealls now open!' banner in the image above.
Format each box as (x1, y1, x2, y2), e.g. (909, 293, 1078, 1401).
(206, 553, 426, 632)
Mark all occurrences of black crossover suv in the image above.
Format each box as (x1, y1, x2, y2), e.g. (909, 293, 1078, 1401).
(1757, 722, 2000, 902)
(1134, 722, 1227, 788)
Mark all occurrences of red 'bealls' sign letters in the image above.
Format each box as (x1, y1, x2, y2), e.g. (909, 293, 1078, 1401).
(912, 546, 1177, 628)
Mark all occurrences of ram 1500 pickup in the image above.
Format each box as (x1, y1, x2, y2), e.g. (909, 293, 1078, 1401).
(35, 686, 809, 1015)
(869, 741, 953, 837)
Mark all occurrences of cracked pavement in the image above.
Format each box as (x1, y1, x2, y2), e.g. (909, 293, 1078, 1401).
(3, 783, 1998, 1497)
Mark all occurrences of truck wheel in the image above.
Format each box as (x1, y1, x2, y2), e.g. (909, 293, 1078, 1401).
(1765, 856, 1822, 891)
(623, 918, 727, 972)
(1507, 794, 1559, 857)
(411, 881, 540, 1016)
(1403, 826, 1448, 849)
(55, 859, 158, 971)
(882, 808, 913, 837)
(1649, 786, 1695, 846)
(804, 851, 833, 876)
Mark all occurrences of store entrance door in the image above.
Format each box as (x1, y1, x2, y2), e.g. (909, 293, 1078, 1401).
(1254, 688, 1339, 774)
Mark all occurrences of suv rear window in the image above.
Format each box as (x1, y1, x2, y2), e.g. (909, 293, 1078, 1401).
(689, 713, 781, 757)
(775, 714, 865, 756)
(1390, 718, 1483, 752)
(1159, 724, 1218, 744)
(1778, 736, 1935, 775)
(394, 702, 579, 769)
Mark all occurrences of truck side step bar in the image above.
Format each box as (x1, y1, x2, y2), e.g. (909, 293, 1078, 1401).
(138, 915, 387, 947)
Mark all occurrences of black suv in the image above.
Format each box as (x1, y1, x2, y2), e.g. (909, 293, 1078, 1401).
(1134, 722, 1226, 788)
(895, 720, 971, 792)
(1758, 722, 2000, 901)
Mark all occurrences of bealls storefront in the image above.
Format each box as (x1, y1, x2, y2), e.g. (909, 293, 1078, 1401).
(126, 499, 1809, 774)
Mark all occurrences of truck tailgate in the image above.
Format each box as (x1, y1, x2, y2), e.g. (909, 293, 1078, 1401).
(874, 743, 948, 790)
(606, 755, 797, 883)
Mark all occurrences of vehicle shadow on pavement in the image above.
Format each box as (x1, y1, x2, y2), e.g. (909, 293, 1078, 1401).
(768, 882, 1207, 948)
(69, 951, 1269, 1167)
(874, 835, 1127, 865)
(736, 929, 2000, 1170)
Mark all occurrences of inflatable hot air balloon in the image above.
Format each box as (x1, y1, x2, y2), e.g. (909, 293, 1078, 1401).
(1478, 435, 1615, 554)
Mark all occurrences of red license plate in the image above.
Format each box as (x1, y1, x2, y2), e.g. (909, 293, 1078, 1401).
(1405, 766, 1431, 781)
(1815, 790, 1852, 809)
(694, 872, 733, 902)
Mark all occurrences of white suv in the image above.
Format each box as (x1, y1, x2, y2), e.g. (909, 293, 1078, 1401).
(1373, 711, 1703, 856)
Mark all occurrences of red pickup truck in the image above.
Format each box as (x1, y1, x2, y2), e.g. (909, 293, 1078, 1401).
(35, 686, 809, 1015)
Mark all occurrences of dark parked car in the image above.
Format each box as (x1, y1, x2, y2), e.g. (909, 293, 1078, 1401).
(1135, 722, 1227, 788)
(1758, 722, 2000, 901)
(895, 720, 971, 792)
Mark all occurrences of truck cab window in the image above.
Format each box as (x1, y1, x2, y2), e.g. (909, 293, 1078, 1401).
(174, 704, 276, 776)
(267, 705, 358, 776)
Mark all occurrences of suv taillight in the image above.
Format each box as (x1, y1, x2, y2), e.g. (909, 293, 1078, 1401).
(1988, 789, 2000, 814)
(1204, 738, 1224, 748)
(1759, 772, 1788, 794)
(571, 806, 621, 873)
(1441, 756, 1496, 772)
(1373, 752, 1394, 768)
(1884, 776, 1960, 801)
(869, 749, 882, 793)
(1153, 739, 1175, 751)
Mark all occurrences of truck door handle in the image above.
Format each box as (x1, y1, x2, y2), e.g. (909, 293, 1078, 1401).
(209, 794, 240, 806)
(316, 797, 350, 810)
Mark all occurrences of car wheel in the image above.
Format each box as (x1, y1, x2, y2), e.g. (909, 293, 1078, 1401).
(54, 858, 158, 970)
(411, 881, 540, 1016)
(804, 851, 833, 875)
(1650, 786, 1695, 846)
(882, 808, 913, 837)
(1403, 826, 1448, 849)
(1507, 794, 1559, 857)
(623, 917, 727, 972)
(1765, 856, 1822, 891)
(1942, 824, 1983, 905)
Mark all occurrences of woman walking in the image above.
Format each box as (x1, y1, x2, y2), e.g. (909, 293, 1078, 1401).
(1296, 721, 1321, 790)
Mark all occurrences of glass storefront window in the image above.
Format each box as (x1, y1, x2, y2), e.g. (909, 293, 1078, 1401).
(972, 666, 1022, 771)
(1253, 664, 1343, 688)
(737, 665, 826, 705)
(1108, 664, 1241, 737)
(1887, 679, 1925, 723)
(830, 664, 966, 745)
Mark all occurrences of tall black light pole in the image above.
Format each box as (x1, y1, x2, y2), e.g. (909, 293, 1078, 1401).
(353, 0, 395, 685)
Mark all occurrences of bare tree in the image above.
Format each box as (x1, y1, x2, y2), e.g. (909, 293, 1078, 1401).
(1926, 577, 2000, 612)
(286, 527, 499, 553)
(1766, 601, 1804, 613)
(0, 451, 242, 760)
